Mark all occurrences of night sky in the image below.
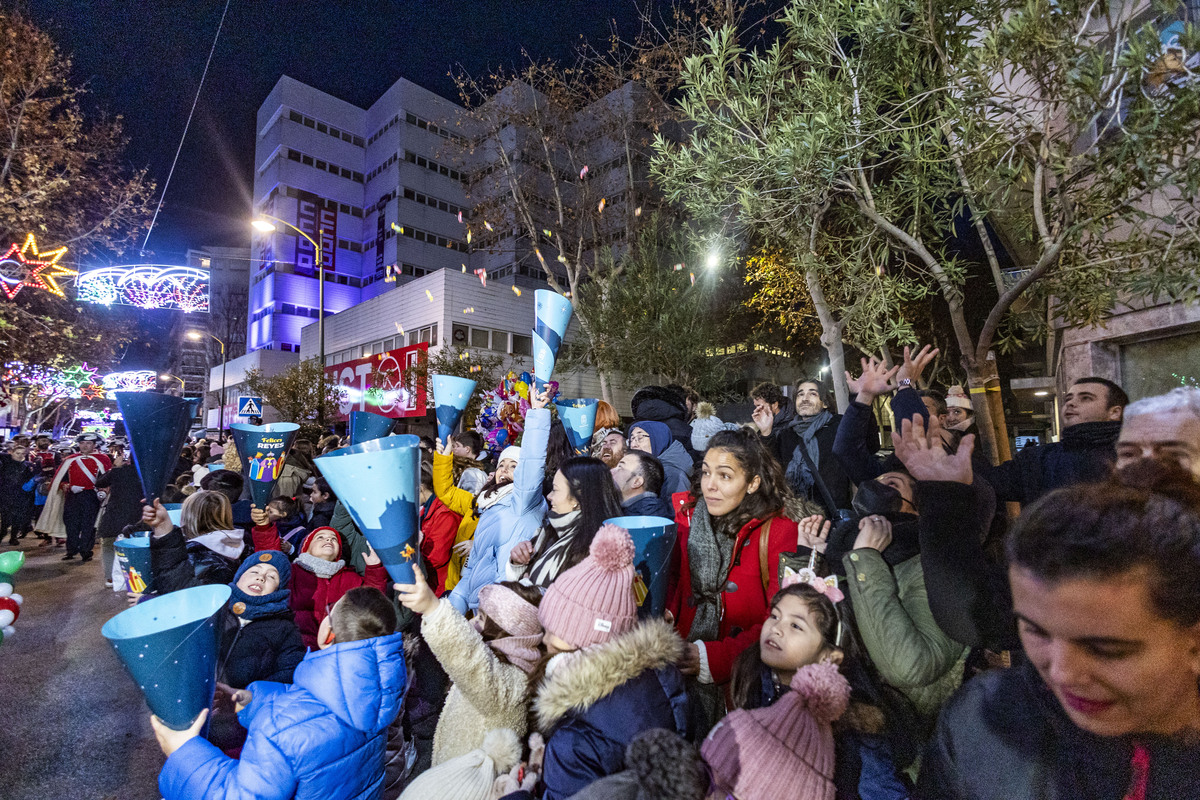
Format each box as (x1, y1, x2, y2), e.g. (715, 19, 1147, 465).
(27, 0, 649, 263)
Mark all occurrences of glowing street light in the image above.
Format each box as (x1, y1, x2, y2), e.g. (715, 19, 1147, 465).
(251, 219, 277, 233)
(705, 252, 720, 270)
(188, 330, 228, 427)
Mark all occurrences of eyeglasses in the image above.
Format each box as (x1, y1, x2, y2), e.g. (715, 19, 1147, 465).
(628, 432, 651, 445)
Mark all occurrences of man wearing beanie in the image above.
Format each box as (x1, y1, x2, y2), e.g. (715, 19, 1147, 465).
(701, 661, 851, 800)
(399, 728, 522, 800)
(532, 524, 690, 800)
(567, 728, 709, 800)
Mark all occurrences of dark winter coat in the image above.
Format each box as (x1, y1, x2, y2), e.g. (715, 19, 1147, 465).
(308, 500, 335, 531)
(150, 527, 245, 594)
(771, 412, 852, 516)
(982, 419, 1121, 505)
(160, 633, 407, 800)
(666, 493, 798, 684)
(95, 464, 145, 539)
(630, 386, 698, 463)
(621, 491, 675, 520)
(217, 605, 306, 689)
(0, 457, 33, 515)
(833, 390, 928, 484)
(917, 660, 1200, 799)
(535, 619, 689, 800)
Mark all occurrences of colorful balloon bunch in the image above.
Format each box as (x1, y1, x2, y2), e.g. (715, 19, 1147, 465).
(0, 551, 25, 645)
(474, 371, 558, 455)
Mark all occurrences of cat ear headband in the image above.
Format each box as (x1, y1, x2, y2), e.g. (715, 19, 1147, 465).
(781, 550, 844, 603)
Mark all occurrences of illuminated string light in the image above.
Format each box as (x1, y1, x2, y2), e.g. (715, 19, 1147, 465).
(76, 265, 209, 312)
(0, 234, 74, 300)
(101, 370, 158, 398)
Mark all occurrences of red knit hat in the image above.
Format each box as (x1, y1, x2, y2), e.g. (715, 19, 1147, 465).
(700, 662, 851, 800)
(300, 527, 343, 560)
(538, 523, 637, 649)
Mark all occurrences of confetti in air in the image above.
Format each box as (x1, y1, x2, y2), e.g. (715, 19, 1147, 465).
(557, 254, 568, 264)
(690, 272, 696, 286)
(459, 351, 469, 361)
(542, 229, 552, 238)
(474, 269, 487, 287)
(457, 211, 463, 223)
(597, 198, 606, 214)
(634, 206, 642, 217)
(579, 165, 589, 179)
(395, 323, 405, 336)
(463, 307, 475, 313)
(466, 229, 472, 244)
(673, 263, 684, 271)
(512, 286, 522, 296)
(470, 365, 482, 373)
(484, 221, 493, 231)
(461, 264, 467, 272)
(425, 290, 434, 302)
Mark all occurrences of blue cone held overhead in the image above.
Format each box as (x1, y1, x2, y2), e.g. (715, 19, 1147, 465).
(555, 398, 598, 455)
(315, 435, 421, 584)
(101, 584, 230, 730)
(532, 289, 573, 383)
(349, 410, 394, 446)
(432, 374, 477, 444)
(114, 392, 197, 504)
(229, 422, 301, 508)
(605, 515, 678, 619)
(115, 536, 153, 593)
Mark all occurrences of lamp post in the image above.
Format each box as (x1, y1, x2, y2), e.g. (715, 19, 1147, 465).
(159, 373, 186, 395)
(253, 214, 326, 427)
(188, 330, 226, 430)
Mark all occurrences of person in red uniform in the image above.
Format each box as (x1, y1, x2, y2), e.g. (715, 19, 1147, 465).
(28, 434, 60, 538)
(55, 432, 112, 561)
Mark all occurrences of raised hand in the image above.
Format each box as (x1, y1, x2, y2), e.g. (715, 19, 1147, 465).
(797, 514, 832, 553)
(530, 386, 551, 410)
(853, 514, 893, 552)
(845, 357, 900, 404)
(394, 568, 438, 615)
(896, 344, 940, 388)
(893, 414, 975, 485)
(142, 498, 173, 538)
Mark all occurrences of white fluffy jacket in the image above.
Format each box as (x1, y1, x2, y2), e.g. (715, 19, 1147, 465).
(422, 598, 532, 766)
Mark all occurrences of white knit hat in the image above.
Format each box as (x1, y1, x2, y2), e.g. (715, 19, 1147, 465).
(399, 729, 521, 800)
(690, 402, 728, 453)
(498, 445, 522, 465)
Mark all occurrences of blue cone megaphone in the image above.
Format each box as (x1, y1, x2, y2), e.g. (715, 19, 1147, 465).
(349, 411, 394, 446)
(605, 515, 677, 619)
(114, 392, 198, 504)
(432, 374, 477, 444)
(229, 422, 301, 508)
(532, 290, 573, 384)
(115, 536, 153, 593)
(101, 584, 230, 730)
(555, 398, 598, 455)
(315, 435, 421, 584)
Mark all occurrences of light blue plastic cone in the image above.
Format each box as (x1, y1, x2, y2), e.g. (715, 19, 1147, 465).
(555, 398, 599, 455)
(532, 289, 573, 382)
(432, 374, 477, 444)
(101, 584, 230, 730)
(115, 536, 154, 593)
(315, 435, 421, 584)
(230, 422, 301, 507)
(349, 411, 394, 446)
(605, 515, 678, 619)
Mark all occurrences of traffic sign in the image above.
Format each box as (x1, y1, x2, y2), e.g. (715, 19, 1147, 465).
(236, 396, 263, 418)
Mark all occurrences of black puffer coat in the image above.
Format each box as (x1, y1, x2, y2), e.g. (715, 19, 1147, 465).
(95, 464, 145, 539)
(150, 527, 245, 594)
(216, 604, 306, 689)
(630, 386, 698, 463)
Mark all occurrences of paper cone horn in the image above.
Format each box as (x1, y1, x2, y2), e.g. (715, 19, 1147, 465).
(163, 504, 183, 526)
(114, 392, 198, 504)
(115, 536, 154, 594)
(532, 290, 573, 382)
(229, 422, 300, 508)
(315, 435, 421, 584)
(101, 584, 230, 730)
(555, 398, 598, 455)
(349, 411, 394, 446)
(432, 374, 477, 444)
(605, 515, 677, 619)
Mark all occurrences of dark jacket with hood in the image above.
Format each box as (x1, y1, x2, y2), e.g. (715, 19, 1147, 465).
(95, 464, 147, 539)
(150, 526, 247, 595)
(621, 491, 675, 520)
(982, 419, 1121, 505)
(629, 421, 694, 502)
(308, 499, 335, 531)
(535, 619, 690, 800)
(917, 660, 1200, 799)
(770, 410, 851, 517)
(630, 386, 698, 463)
(160, 633, 408, 800)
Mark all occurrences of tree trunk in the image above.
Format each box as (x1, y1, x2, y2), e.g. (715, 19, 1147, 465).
(803, 268, 849, 412)
(597, 370, 614, 407)
(964, 356, 1011, 466)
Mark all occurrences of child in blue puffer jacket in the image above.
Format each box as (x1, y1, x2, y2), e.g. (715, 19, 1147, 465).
(151, 587, 407, 800)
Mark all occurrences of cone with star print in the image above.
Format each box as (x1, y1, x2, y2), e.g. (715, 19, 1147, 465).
(431, 374, 476, 444)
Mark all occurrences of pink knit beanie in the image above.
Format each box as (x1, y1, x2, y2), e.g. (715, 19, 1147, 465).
(700, 662, 851, 800)
(538, 523, 637, 649)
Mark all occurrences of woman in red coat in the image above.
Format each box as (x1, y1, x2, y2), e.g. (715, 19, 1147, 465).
(419, 461, 462, 595)
(666, 427, 799, 734)
(289, 527, 387, 649)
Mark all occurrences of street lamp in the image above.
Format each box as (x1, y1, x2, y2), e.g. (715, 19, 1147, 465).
(159, 372, 185, 395)
(188, 330, 227, 430)
(253, 213, 326, 427)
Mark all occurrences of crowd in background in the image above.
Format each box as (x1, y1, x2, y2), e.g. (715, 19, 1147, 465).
(6, 344, 1200, 800)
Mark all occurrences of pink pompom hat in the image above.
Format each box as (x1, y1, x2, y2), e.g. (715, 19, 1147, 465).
(701, 661, 851, 800)
(538, 523, 637, 649)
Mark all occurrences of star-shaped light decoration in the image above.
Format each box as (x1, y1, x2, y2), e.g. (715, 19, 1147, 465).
(0, 234, 74, 300)
(60, 363, 99, 389)
(79, 384, 106, 400)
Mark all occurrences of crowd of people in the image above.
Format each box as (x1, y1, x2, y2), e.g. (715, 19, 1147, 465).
(7, 345, 1200, 799)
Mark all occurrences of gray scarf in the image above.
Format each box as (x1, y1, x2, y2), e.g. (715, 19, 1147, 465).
(686, 503, 737, 643)
(785, 409, 833, 495)
(295, 552, 344, 579)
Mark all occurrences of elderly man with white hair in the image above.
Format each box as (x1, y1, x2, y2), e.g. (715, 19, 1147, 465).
(1116, 387, 1200, 479)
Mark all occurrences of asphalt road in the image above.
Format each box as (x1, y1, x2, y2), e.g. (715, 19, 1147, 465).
(0, 540, 163, 800)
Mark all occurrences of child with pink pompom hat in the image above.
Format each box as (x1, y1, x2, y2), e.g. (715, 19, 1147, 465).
(531, 523, 690, 800)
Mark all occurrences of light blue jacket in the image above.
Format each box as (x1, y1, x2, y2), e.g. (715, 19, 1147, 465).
(159, 632, 406, 800)
(448, 407, 549, 614)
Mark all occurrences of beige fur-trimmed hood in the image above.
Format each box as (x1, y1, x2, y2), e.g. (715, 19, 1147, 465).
(534, 618, 684, 732)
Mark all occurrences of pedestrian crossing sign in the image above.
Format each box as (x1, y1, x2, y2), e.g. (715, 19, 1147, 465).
(237, 396, 263, 418)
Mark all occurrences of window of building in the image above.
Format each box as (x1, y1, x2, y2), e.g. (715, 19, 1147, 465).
(512, 334, 532, 357)
(317, 122, 328, 134)
(490, 330, 508, 352)
(470, 328, 489, 349)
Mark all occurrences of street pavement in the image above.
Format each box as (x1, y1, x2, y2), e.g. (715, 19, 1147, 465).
(0, 540, 163, 800)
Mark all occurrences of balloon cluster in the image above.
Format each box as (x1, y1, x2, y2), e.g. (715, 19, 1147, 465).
(474, 371, 558, 455)
(0, 551, 25, 644)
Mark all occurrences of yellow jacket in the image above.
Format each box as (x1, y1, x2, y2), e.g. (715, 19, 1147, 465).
(433, 451, 479, 591)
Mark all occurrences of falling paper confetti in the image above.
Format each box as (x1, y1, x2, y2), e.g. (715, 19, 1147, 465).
(463, 307, 475, 313)
(542, 229, 552, 238)
(425, 290, 434, 302)
(673, 263, 684, 271)
(484, 221, 493, 231)
(395, 323, 405, 336)
(579, 165, 589, 179)
(391, 223, 401, 232)
(470, 365, 482, 373)
(512, 286, 522, 296)
(459, 351, 469, 361)
(690, 272, 696, 286)
(635, 206, 642, 217)
(461, 264, 467, 272)
(457, 211, 463, 223)
(474, 268, 487, 288)
(557, 254, 568, 264)
(598, 198, 606, 214)
(466, 229, 472, 244)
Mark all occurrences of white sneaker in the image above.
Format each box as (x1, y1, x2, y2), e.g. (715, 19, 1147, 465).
(104, 580, 113, 588)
